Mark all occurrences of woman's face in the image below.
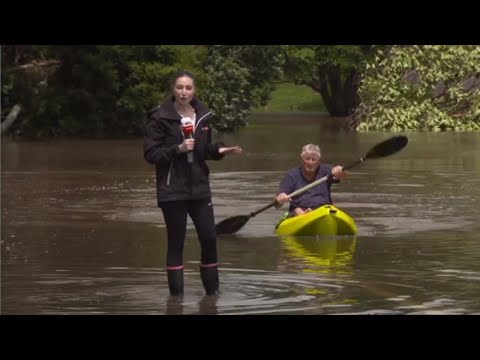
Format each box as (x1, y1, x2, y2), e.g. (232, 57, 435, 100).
(174, 76, 195, 105)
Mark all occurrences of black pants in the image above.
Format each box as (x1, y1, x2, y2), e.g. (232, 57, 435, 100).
(160, 198, 218, 269)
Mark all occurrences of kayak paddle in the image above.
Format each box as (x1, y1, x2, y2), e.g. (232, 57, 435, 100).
(215, 135, 408, 235)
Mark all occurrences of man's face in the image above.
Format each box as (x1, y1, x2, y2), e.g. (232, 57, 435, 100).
(301, 152, 321, 174)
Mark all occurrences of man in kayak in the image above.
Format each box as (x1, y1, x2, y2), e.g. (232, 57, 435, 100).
(275, 144, 347, 217)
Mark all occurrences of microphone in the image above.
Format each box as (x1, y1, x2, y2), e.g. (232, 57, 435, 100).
(181, 117, 194, 164)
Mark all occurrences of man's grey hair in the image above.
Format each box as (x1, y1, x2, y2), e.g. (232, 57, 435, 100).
(301, 144, 321, 158)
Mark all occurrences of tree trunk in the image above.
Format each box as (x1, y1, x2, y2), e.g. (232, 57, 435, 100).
(343, 68, 361, 115)
(1, 104, 22, 134)
(308, 67, 360, 117)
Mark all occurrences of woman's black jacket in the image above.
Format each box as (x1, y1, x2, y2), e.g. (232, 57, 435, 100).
(143, 97, 226, 205)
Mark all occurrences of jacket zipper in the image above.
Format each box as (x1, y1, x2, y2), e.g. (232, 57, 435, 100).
(194, 112, 211, 135)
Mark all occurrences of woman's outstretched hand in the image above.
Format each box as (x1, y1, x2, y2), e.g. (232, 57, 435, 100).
(219, 146, 243, 155)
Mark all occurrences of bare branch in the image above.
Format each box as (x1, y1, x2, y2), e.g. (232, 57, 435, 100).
(1, 104, 22, 134)
(11, 60, 61, 71)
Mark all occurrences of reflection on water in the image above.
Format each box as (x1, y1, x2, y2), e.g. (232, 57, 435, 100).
(280, 236, 357, 273)
(2, 114, 480, 314)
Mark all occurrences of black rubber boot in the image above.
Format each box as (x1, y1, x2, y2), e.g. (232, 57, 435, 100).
(167, 269, 184, 296)
(200, 266, 219, 295)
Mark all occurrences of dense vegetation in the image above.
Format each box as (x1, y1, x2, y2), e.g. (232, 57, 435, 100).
(352, 45, 480, 131)
(2, 45, 479, 139)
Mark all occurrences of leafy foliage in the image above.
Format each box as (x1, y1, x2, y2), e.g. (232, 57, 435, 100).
(354, 45, 480, 131)
(1, 45, 205, 138)
(201, 45, 285, 132)
(202, 53, 252, 132)
(3, 45, 479, 138)
(2, 45, 285, 137)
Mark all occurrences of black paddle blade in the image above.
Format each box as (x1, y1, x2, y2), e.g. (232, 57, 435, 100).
(215, 215, 251, 235)
(366, 135, 408, 159)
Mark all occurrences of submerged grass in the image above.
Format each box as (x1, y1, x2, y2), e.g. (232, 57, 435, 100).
(252, 83, 326, 113)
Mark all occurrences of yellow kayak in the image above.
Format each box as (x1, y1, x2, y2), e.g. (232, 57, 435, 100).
(275, 205, 357, 236)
